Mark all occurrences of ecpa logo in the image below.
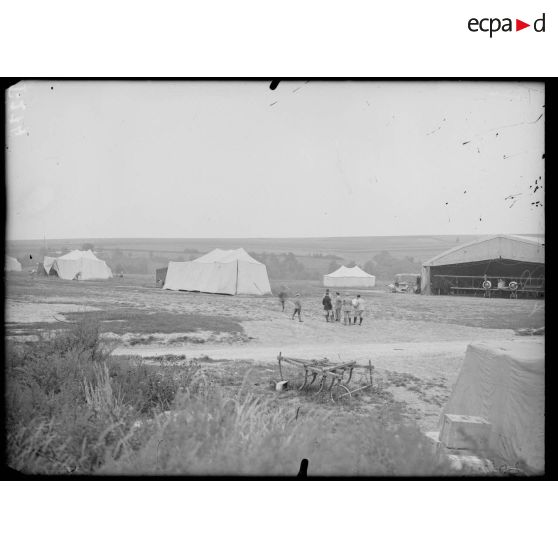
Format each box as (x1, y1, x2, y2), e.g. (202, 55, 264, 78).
(468, 13, 545, 37)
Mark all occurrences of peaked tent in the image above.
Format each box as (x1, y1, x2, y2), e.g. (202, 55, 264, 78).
(42, 250, 113, 280)
(6, 256, 22, 272)
(420, 235, 544, 295)
(323, 265, 375, 288)
(441, 339, 544, 473)
(163, 248, 271, 295)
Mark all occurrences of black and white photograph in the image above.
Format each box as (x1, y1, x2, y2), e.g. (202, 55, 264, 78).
(4, 79, 545, 477)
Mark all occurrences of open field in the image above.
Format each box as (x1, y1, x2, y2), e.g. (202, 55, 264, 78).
(6, 273, 544, 446)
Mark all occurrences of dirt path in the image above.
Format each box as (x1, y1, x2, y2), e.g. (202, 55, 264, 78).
(112, 338, 510, 363)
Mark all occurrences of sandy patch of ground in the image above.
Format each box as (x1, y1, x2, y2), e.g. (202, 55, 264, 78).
(241, 315, 514, 345)
(5, 301, 101, 324)
(104, 330, 250, 347)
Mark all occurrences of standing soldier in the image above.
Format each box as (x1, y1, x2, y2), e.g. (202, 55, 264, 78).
(334, 292, 342, 322)
(352, 294, 364, 325)
(278, 286, 287, 311)
(342, 293, 352, 325)
(322, 289, 333, 322)
(482, 274, 492, 298)
(292, 293, 303, 322)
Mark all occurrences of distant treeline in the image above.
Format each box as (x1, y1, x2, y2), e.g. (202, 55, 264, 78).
(250, 252, 314, 280)
(103, 247, 422, 280)
(307, 252, 343, 260)
(252, 251, 421, 281)
(362, 251, 421, 280)
(31, 243, 420, 280)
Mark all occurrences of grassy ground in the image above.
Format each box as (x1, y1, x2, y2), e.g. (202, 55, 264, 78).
(6, 307, 243, 336)
(5, 320, 473, 476)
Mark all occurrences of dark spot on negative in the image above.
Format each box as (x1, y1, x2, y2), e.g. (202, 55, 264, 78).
(462, 141, 470, 145)
(269, 80, 280, 91)
(542, 154, 545, 159)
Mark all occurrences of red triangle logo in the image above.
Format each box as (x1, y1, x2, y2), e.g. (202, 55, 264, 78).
(516, 19, 530, 31)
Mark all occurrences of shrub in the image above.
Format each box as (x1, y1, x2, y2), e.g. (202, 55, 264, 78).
(5, 318, 114, 426)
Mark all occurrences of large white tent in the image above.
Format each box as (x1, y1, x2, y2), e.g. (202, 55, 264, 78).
(42, 250, 113, 280)
(323, 265, 375, 288)
(6, 256, 22, 272)
(163, 248, 271, 295)
(420, 235, 545, 295)
(441, 339, 544, 473)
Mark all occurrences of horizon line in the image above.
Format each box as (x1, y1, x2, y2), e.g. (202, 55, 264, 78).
(7, 231, 544, 243)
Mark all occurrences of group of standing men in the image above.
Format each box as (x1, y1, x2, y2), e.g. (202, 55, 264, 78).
(277, 288, 365, 324)
(322, 289, 365, 325)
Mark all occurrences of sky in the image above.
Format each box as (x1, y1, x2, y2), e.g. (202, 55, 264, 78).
(6, 80, 545, 240)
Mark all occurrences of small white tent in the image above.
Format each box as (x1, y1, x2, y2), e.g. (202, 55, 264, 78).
(163, 248, 271, 295)
(6, 256, 22, 272)
(323, 265, 375, 288)
(42, 250, 113, 280)
(441, 339, 544, 473)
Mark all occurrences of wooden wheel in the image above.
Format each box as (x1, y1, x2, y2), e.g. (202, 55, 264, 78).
(331, 383, 352, 402)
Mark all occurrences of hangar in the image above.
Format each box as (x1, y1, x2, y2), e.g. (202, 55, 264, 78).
(420, 235, 544, 298)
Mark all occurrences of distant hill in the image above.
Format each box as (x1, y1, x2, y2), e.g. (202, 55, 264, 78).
(8, 233, 544, 265)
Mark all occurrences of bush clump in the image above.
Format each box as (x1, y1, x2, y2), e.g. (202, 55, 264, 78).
(5, 319, 204, 474)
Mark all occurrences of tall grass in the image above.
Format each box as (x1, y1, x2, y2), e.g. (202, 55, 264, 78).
(103, 389, 454, 476)
(7, 317, 462, 476)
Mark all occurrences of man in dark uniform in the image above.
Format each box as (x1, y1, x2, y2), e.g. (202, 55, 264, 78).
(322, 289, 333, 322)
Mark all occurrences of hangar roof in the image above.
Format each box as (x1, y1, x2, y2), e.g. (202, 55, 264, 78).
(423, 235, 544, 268)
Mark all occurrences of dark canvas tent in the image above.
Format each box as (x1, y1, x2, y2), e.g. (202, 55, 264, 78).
(441, 339, 544, 473)
(156, 267, 168, 286)
(420, 235, 544, 297)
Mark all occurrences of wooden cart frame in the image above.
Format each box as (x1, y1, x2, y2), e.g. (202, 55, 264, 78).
(277, 352, 375, 402)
